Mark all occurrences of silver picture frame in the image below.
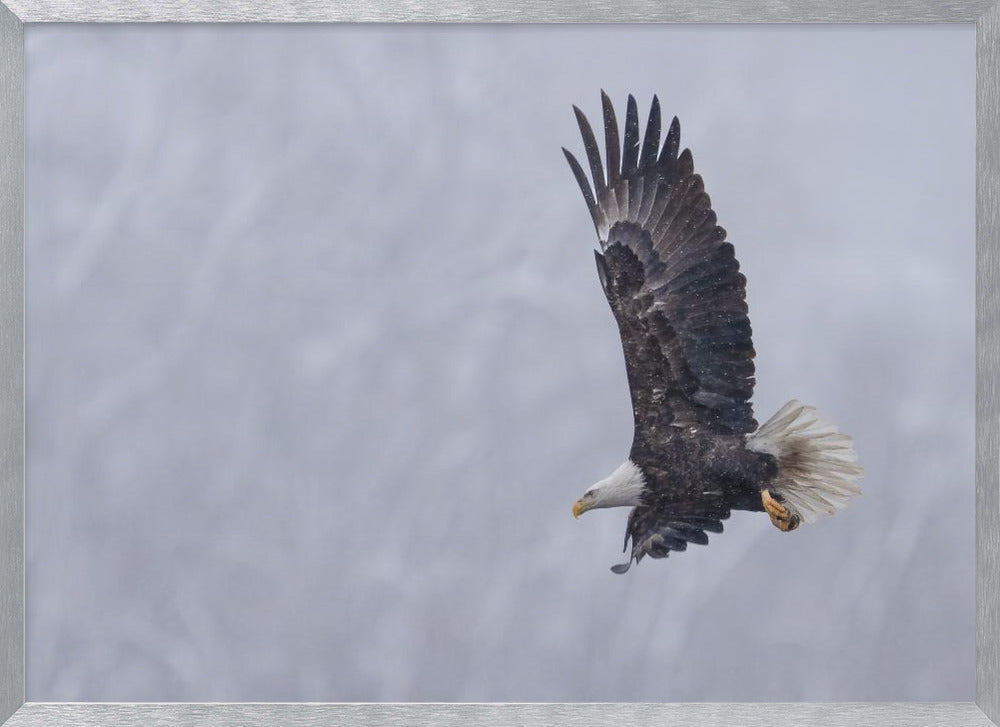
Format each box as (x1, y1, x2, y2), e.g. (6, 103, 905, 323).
(1, 2, 997, 725)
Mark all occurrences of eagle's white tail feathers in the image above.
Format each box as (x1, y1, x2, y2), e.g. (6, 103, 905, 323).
(746, 400, 863, 524)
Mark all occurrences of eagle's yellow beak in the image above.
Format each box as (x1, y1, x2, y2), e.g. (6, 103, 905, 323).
(572, 498, 589, 519)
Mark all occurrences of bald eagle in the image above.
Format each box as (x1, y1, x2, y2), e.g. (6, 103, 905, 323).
(565, 93, 863, 573)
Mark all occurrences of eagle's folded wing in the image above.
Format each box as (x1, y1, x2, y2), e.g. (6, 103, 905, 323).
(612, 493, 730, 573)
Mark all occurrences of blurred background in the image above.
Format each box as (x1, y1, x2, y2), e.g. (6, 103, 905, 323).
(24, 24, 974, 701)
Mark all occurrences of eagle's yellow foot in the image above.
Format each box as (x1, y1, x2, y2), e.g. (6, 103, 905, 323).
(762, 489, 800, 532)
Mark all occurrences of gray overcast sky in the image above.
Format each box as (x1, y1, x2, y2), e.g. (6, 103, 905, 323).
(26, 24, 974, 702)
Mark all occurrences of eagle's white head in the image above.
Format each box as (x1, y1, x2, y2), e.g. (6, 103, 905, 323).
(573, 459, 646, 517)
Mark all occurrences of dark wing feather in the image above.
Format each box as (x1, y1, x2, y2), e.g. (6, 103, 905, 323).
(611, 494, 730, 574)
(565, 92, 756, 436)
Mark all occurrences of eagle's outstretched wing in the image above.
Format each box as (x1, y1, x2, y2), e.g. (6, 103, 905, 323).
(564, 92, 756, 439)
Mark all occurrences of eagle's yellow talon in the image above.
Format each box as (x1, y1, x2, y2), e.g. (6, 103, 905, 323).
(762, 489, 800, 532)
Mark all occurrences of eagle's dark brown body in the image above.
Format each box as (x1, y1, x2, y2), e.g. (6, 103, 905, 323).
(631, 432, 775, 517)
